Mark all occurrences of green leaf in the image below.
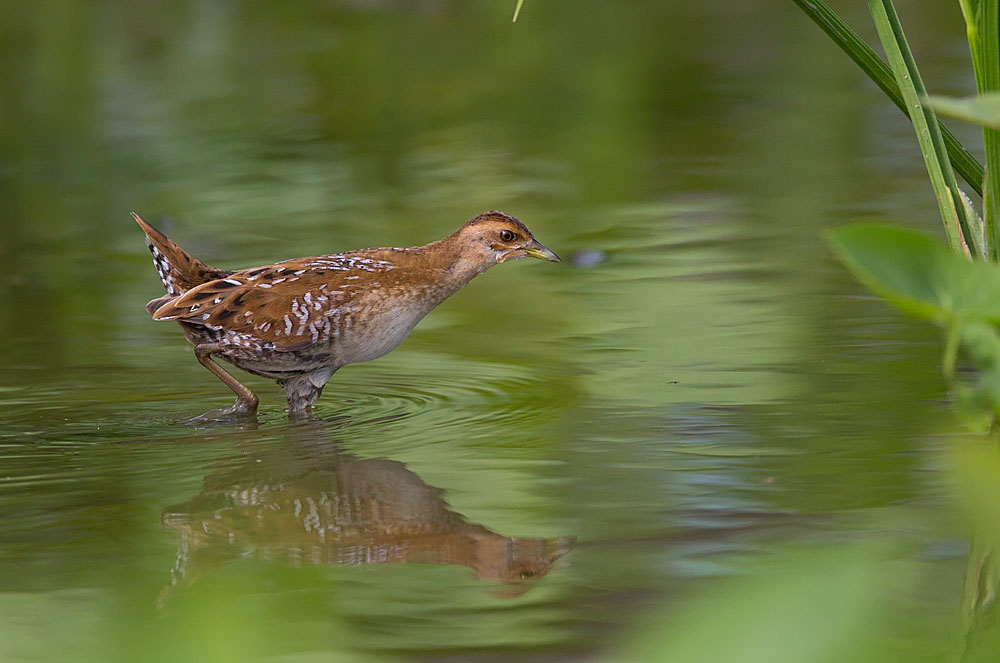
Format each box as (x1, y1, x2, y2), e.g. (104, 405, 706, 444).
(925, 93, 1000, 130)
(828, 224, 1000, 324)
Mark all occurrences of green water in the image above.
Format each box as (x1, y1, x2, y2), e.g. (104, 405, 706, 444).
(0, 1, 991, 661)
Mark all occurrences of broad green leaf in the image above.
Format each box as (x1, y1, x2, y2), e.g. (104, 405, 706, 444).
(828, 224, 1000, 324)
(925, 93, 1000, 129)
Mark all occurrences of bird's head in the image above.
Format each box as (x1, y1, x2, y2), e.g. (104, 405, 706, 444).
(455, 211, 561, 266)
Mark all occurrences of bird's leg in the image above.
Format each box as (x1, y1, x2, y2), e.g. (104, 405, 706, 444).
(190, 343, 259, 419)
(280, 367, 336, 418)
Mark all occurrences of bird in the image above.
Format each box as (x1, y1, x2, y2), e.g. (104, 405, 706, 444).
(135, 211, 561, 418)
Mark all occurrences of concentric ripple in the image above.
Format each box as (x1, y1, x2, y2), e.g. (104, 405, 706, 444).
(308, 351, 565, 449)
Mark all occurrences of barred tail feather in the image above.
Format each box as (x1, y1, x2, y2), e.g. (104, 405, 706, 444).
(133, 212, 233, 296)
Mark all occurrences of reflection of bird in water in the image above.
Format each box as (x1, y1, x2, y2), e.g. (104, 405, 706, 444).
(158, 425, 573, 605)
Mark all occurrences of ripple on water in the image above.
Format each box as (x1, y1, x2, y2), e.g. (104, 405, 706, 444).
(0, 350, 567, 552)
(309, 354, 563, 446)
(1, 349, 560, 436)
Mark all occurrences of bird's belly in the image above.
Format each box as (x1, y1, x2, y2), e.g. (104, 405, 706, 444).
(334, 306, 425, 365)
(226, 350, 334, 380)
(199, 286, 442, 379)
(223, 305, 426, 378)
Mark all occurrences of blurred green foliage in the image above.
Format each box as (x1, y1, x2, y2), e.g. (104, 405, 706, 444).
(801, 0, 1000, 657)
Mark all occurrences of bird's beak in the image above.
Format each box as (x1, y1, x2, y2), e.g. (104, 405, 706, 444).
(523, 239, 561, 263)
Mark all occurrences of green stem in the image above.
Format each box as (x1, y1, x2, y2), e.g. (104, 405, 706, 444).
(512, 0, 524, 22)
(867, 0, 982, 257)
(960, 0, 984, 93)
(979, 0, 1000, 260)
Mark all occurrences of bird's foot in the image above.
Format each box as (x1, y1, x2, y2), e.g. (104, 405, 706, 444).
(186, 398, 259, 424)
(287, 405, 318, 423)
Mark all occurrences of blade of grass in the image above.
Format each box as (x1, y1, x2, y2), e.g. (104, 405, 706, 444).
(960, 186, 987, 256)
(978, 0, 1000, 259)
(512, 0, 524, 22)
(792, 0, 984, 197)
(959, 0, 984, 93)
(867, 0, 983, 258)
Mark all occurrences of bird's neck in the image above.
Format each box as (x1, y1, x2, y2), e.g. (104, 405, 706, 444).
(421, 234, 495, 290)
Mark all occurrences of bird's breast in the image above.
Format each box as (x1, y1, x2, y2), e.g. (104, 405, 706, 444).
(332, 283, 451, 365)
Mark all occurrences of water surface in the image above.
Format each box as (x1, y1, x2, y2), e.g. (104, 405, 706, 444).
(0, 1, 983, 660)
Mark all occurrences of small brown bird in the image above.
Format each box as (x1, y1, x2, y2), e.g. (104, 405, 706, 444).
(135, 211, 560, 418)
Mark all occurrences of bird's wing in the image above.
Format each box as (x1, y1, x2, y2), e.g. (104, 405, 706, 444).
(151, 264, 361, 352)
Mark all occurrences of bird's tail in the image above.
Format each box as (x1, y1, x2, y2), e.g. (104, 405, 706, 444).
(133, 213, 233, 312)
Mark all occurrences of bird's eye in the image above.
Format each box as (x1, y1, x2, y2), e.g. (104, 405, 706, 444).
(499, 229, 516, 242)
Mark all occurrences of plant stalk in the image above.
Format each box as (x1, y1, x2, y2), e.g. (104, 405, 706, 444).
(867, 0, 983, 257)
(978, 0, 1000, 260)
